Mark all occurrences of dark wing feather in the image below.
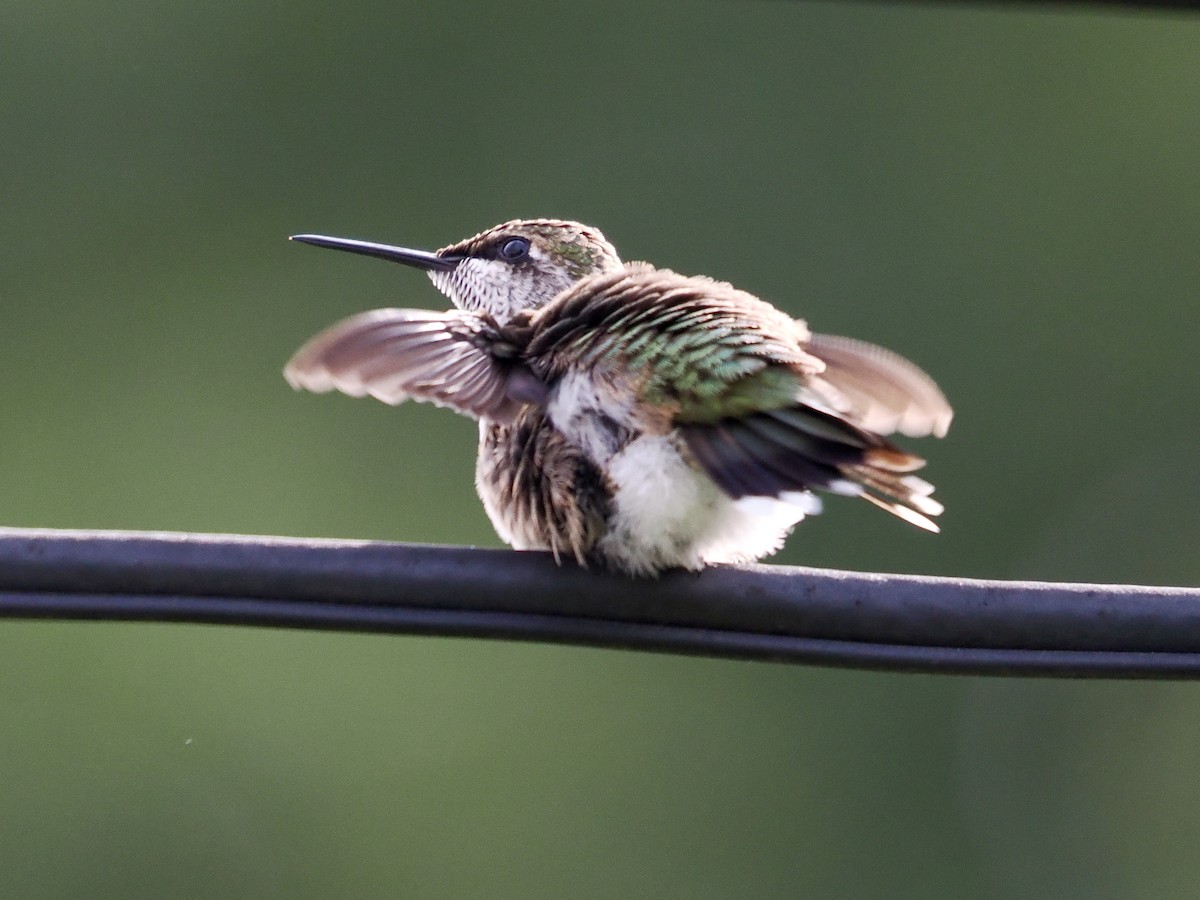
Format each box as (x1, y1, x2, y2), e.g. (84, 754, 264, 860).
(284, 308, 541, 422)
(680, 404, 944, 532)
(807, 333, 953, 438)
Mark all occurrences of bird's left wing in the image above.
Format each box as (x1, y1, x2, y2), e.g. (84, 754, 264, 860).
(284, 308, 544, 423)
(806, 333, 953, 438)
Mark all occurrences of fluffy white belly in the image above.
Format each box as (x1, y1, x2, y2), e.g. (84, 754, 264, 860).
(595, 434, 819, 575)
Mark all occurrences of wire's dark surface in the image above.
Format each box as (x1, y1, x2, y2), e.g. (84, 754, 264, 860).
(0, 526, 1197, 677)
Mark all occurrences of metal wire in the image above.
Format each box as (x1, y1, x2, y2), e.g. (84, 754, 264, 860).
(0, 526, 1197, 677)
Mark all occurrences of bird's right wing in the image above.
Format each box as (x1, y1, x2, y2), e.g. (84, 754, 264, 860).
(284, 308, 545, 423)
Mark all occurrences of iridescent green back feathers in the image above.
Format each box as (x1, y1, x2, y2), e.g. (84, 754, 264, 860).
(527, 264, 821, 423)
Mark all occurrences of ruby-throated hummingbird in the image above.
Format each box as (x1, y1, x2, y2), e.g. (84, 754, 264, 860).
(285, 219, 952, 576)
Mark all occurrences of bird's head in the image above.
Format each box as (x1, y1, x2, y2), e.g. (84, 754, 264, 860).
(291, 219, 623, 323)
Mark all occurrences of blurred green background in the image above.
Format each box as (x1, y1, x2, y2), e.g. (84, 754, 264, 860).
(3, 1, 1199, 896)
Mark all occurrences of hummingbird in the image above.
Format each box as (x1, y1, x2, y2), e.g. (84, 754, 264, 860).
(285, 219, 953, 577)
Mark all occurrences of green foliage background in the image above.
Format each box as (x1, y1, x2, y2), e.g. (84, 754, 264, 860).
(3, 2, 1199, 896)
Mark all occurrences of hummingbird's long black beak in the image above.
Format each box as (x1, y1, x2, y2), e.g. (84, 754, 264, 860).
(289, 234, 463, 272)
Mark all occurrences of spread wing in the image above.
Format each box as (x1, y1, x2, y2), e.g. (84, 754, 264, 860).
(676, 346, 949, 531)
(284, 308, 545, 423)
(806, 333, 953, 439)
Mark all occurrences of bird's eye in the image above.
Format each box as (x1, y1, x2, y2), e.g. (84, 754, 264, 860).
(497, 237, 531, 262)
